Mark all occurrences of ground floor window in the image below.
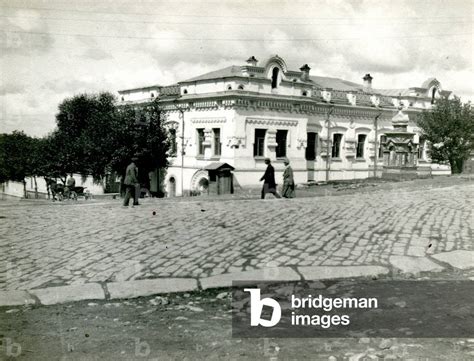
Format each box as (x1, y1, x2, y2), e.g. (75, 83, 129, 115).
(306, 132, 318, 160)
(356, 134, 367, 158)
(276, 129, 288, 158)
(332, 133, 343, 158)
(213, 128, 221, 156)
(254, 129, 266, 157)
(197, 128, 205, 155)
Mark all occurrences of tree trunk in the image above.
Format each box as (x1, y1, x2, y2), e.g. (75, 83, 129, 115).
(22, 179, 27, 199)
(34, 176, 38, 199)
(450, 158, 464, 174)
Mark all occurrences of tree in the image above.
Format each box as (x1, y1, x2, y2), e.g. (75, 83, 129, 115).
(54, 92, 118, 181)
(111, 98, 171, 185)
(53, 92, 170, 189)
(0, 131, 38, 197)
(416, 96, 474, 174)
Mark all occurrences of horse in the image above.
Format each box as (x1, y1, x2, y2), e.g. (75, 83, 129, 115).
(45, 177, 65, 201)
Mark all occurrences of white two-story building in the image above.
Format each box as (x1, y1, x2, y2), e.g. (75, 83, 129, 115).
(118, 55, 452, 196)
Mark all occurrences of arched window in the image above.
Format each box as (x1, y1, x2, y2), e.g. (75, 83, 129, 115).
(271, 67, 279, 89)
(183, 89, 188, 95)
(431, 87, 436, 104)
(302, 90, 307, 97)
(238, 84, 244, 90)
(227, 85, 232, 90)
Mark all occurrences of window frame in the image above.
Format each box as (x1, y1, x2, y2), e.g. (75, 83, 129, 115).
(253, 129, 266, 157)
(356, 134, 367, 159)
(305, 132, 318, 161)
(212, 128, 221, 157)
(332, 133, 343, 158)
(276, 129, 288, 158)
(196, 128, 205, 156)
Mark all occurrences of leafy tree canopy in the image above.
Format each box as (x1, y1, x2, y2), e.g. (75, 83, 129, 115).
(0, 131, 39, 183)
(416, 96, 474, 173)
(51, 92, 170, 182)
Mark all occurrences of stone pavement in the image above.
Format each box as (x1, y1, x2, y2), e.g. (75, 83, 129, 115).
(0, 180, 473, 305)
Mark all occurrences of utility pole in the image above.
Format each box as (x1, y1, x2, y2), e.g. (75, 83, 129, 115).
(173, 98, 186, 197)
(325, 104, 335, 182)
(373, 107, 383, 178)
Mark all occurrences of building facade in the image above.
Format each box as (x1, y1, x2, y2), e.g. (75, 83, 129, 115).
(118, 55, 452, 197)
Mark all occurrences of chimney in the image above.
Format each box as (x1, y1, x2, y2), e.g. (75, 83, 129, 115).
(363, 73, 373, 89)
(246, 56, 258, 67)
(300, 64, 311, 81)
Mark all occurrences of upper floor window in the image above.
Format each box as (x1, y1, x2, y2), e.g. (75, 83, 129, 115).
(276, 129, 288, 158)
(302, 90, 308, 96)
(332, 133, 343, 158)
(238, 84, 244, 90)
(197, 128, 205, 156)
(254, 129, 266, 157)
(305, 132, 318, 161)
(213, 128, 221, 156)
(183, 89, 188, 95)
(169, 128, 177, 156)
(356, 134, 367, 158)
(271, 67, 279, 89)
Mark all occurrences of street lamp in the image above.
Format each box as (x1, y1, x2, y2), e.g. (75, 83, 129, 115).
(173, 98, 186, 197)
(373, 107, 383, 178)
(325, 103, 335, 182)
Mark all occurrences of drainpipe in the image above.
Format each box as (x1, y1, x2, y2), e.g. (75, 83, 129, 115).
(325, 104, 335, 182)
(373, 108, 383, 178)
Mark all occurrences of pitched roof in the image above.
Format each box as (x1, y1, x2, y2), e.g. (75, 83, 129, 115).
(178, 64, 446, 99)
(181, 66, 242, 83)
(375, 89, 411, 97)
(309, 76, 364, 92)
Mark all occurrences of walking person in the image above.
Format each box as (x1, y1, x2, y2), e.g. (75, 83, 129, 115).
(123, 157, 140, 207)
(259, 158, 281, 199)
(281, 158, 295, 198)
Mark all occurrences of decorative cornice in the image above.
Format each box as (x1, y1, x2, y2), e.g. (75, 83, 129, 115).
(246, 117, 298, 127)
(191, 117, 226, 124)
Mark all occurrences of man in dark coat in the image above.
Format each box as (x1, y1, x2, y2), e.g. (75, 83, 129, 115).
(123, 157, 140, 207)
(260, 158, 281, 199)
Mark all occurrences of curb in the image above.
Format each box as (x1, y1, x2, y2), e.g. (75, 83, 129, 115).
(0, 265, 392, 307)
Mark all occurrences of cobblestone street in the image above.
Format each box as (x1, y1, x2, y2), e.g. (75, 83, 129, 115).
(1, 179, 473, 292)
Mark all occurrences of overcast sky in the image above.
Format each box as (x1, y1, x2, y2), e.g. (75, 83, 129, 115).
(1, 0, 472, 136)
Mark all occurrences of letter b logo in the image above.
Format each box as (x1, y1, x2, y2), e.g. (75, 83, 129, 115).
(244, 288, 281, 327)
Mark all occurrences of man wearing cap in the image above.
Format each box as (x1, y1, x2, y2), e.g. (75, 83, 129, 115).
(282, 158, 295, 198)
(259, 158, 281, 199)
(123, 157, 140, 207)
